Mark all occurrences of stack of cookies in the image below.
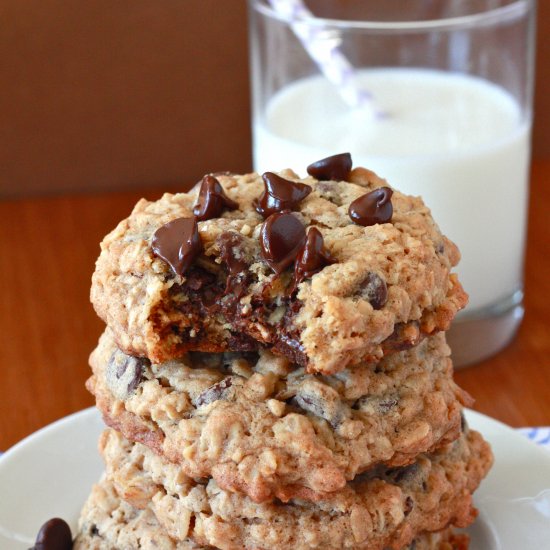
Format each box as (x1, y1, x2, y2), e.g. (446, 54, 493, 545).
(75, 153, 493, 549)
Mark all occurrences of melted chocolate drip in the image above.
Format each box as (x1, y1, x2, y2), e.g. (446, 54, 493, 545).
(152, 217, 203, 276)
(306, 153, 352, 181)
(348, 187, 393, 226)
(255, 172, 312, 218)
(193, 174, 238, 221)
(33, 518, 73, 550)
(292, 227, 335, 290)
(216, 231, 250, 297)
(260, 212, 306, 274)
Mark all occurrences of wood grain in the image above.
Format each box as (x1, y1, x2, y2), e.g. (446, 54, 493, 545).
(1, 163, 549, 450)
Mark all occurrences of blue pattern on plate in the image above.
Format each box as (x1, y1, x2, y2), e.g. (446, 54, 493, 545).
(517, 427, 550, 450)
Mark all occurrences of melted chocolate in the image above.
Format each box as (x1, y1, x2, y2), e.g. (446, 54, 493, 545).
(271, 298, 307, 365)
(306, 153, 352, 181)
(216, 231, 248, 275)
(255, 172, 312, 218)
(348, 187, 393, 226)
(216, 231, 250, 297)
(292, 227, 335, 289)
(33, 518, 73, 550)
(260, 212, 306, 274)
(193, 174, 238, 221)
(152, 217, 203, 276)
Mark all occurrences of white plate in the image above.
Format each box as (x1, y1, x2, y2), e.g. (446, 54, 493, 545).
(0, 408, 549, 549)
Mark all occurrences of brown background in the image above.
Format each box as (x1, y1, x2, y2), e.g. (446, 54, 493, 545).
(0, 0, 548, 198)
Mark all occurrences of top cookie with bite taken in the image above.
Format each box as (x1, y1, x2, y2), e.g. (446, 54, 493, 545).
(91, 153, 467, 374)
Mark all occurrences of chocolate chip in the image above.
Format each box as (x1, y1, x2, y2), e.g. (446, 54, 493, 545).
(461, 411, 468, 432)
(123, 358, 146, 394)
(216, 231, 252, 299)
(359, 272, 388, 309)
(255, 172, 312, 218)
(306, 153, 352, 181)
(293, 394, 343, 428)
(106, 350, 148, 400)
(194, 377, 233, 407)
(348, 187, 393, 226)
(277, 336, 305, 363)
(404, 496, 414, 516)
(33, 518, 72, 550)
(193, 175, 238, 221)
(226, 332, 259, 353)
(382, 321, 421, 353)
(292, 380, 349, 427)
(217, 231, 249, 275)
(260, 212, 306, 274)
(152, 217, 203, 277)
(386, 463, 419, 483)
(291, 227, 335, 290)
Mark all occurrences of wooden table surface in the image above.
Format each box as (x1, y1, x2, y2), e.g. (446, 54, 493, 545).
(1, 162, 549, 451)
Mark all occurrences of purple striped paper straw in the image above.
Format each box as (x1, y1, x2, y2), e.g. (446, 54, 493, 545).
(268, 0, 375, 111)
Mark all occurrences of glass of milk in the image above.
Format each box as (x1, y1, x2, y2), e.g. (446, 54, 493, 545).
(248, 0, 535, 367)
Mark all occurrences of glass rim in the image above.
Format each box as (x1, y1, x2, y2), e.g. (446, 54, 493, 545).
(249, 0, 533, 31)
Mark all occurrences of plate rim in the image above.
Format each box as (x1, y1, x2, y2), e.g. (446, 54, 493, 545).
(1, 407, 549, 549)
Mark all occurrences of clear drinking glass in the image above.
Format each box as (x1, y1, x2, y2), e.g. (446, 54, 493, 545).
(248, 0, 536, 367)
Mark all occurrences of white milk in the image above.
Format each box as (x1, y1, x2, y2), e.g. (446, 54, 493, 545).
(254, 69, 531, 313)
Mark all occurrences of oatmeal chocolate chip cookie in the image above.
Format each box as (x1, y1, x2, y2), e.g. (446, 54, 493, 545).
(74, 477, 207, 550)
(91, 163, 467, 374)
(88, 329, 471, 503)
(75, 477, 467, 550)
(98, 428, 491, 550)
